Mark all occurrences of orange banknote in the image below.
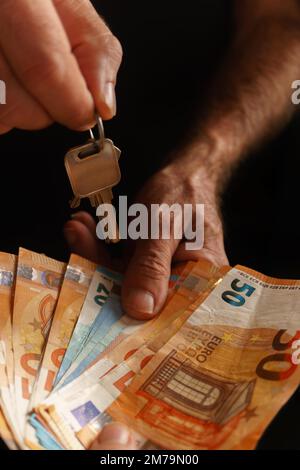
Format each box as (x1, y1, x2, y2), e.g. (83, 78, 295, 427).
(108, 265, 300, 450)
(12, 248, 65, 434)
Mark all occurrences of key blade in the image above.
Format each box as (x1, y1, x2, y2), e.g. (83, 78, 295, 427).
(96, 189, 120, 244)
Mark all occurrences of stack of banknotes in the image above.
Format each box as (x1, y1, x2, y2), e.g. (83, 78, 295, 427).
(0, 247, 300, 450)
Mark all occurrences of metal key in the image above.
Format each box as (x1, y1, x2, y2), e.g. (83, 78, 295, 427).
(65, 115, 121, 243)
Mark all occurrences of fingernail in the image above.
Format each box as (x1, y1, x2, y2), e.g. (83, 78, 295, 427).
(70, 213, 81, 220)
(64, 229, 77, 246)
(78, 122, 96, 132)
(124, 288, 155, 315)
(104, 83, 117, 116)
(98, 423, 130, 445)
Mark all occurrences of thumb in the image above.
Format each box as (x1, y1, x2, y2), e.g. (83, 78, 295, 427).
(122, 239, 175, 320)
(53, 0, 122, 121)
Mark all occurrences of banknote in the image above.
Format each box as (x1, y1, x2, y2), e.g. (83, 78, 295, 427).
(34, 260, 224, 448)
(54, 266, 114, 385)
(0, 252, 16, 389)
(108, 265, 300, 450)
(30, 255, 96, 406)
(0, 252, 22, 444)
(23, 256, 96, 448)
(12, 248, 65, 434)
(0, 408, 17, 450)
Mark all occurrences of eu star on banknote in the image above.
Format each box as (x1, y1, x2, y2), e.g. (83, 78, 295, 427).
(0, 247, 300, 450)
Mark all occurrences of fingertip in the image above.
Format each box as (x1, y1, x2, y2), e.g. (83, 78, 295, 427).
(63, 219, 99, 262)
(64, 225, 78, 247)
(121, 245, 171, 320)
(93, 88, 116, 122)
(122, 287, 157, 320)
(70, 211, 97, 236)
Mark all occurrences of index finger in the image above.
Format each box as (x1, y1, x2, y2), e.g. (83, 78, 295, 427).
(53, 0, 123, 120)
(0, 0, 95, 130)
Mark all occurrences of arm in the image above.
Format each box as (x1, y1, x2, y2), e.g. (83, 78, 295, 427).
(192, 0, 300, 189)
(66, 0, 300, 319)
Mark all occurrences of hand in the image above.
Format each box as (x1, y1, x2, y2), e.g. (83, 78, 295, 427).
(64, 143, 229, 320)
(90, 422, 137, 450)
(0, 0, 122, 134)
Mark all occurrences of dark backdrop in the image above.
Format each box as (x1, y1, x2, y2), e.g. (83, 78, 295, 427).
(0, 0, 299, 450)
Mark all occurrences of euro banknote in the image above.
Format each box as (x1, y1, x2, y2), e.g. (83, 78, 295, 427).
(54, 266, 114, 385)
(29, 255, 96, 406)
(108, 265, 300, 450)
(24, 255, 96, 447)
(12, 248, 65, 433)
(0, 252, 22, 445)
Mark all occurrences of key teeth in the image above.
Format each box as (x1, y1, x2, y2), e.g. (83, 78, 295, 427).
(88, 196, 97, 208)
(70, 197, 81, 209)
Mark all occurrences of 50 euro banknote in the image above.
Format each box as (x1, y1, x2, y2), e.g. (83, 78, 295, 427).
(108, 265, 300, 450)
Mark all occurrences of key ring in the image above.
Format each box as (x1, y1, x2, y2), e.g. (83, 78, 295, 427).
(89, 113, 105, 150)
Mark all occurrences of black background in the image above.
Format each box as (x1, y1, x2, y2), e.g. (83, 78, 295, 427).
(0, 0, 300, 450)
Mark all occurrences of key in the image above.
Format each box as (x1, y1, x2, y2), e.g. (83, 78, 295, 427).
(98, 187, 120, 244)
(65, 115, 121, 243)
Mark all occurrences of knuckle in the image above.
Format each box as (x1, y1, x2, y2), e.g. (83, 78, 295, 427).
(21, 51, 68, 89)
(101, 33, 123, 67)
(135, 250, 170, 281)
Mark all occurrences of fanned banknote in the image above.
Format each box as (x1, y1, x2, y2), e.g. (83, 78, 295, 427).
(0, 409, 17, 450)
(29, 255, 96, 406)
(1, 247, 300, 451)
(54, 266, 115, 386)
(0, 252, 21, 445)
(25, 255, 97, 447)
(12, 248, 66, 434)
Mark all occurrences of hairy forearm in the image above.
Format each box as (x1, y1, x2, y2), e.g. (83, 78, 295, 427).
(173, 15, 300, 194)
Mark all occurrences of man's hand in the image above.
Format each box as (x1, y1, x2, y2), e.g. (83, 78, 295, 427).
(118, 150, 228, 319)
(64, 143, 228, 319)
(0, 0, 122, 134)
